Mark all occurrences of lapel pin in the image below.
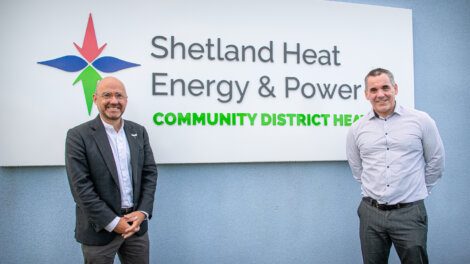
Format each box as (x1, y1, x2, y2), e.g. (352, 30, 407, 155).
(131, 133, 137, 137)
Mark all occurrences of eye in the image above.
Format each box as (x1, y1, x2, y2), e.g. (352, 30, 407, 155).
(101, 92, 112, 99)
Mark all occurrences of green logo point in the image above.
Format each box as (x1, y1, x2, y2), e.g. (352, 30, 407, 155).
(73, 66, 102, 115)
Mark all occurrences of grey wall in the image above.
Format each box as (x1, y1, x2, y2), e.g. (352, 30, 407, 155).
(1, 0, 469, 263)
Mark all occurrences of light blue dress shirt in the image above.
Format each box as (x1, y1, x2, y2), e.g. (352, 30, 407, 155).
(346, 104, 445, 205)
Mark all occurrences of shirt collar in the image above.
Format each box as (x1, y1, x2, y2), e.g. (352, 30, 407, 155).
(100, 117, 125, 134)
(394, 103, 404, 116)
(367, 101, 402, 120)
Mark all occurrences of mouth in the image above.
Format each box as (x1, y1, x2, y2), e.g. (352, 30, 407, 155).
(375, 99, 389, 104)
(105, 104, 121, 111)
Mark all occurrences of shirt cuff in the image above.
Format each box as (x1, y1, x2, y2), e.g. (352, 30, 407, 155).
(104, 217, 120, 232)
(140, 211, 149, 220)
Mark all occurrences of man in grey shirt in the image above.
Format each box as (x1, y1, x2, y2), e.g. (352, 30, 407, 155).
(346, 68, 445, 264)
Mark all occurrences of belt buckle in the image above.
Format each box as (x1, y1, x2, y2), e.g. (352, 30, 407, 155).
(372, 200, 389, 211)
(376, 203, 386, 210)
(121, 207, 133, 215)
(370, 199, 382, 210)
(372, 201, 379, 208)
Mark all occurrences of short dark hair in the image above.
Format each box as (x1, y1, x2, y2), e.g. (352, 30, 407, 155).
(364, 68, 396, 88)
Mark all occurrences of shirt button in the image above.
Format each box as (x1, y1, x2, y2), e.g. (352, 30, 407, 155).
(387, 166, 389, 168)
(387, 184, 390, 187)
(385, 133, 388, 135)
(387, 148, 389, 150)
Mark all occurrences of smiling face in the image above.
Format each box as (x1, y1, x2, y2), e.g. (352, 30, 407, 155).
(93, 77, 128, 126)
(365, 73, 398, 118)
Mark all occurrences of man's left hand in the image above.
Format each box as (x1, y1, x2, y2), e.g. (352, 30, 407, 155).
(122, 211, 145, 239)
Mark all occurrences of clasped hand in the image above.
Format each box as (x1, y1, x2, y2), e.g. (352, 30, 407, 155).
(113, 211, 145, 239)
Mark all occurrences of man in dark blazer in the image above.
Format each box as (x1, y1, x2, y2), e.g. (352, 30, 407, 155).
(66, 76, 158, 264)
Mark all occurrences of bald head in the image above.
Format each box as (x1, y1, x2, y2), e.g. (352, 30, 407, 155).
(93, 76, 128, 129)
(96, 76, 126, 95)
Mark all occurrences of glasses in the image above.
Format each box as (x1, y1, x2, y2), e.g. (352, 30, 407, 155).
(97, 92, 128, 101)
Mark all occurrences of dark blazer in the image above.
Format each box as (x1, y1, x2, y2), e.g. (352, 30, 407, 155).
(65, 115, 158, 246)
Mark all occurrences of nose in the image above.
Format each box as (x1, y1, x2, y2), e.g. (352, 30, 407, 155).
(109, 95, 119, 104)
(376, 89, 385, 98)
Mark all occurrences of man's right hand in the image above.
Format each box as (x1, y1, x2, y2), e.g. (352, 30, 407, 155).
(113, 217, 132, 235)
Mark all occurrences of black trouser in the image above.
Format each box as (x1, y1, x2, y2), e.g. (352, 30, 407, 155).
(81, 232, 149, 264)
(358, 199, 428, 264)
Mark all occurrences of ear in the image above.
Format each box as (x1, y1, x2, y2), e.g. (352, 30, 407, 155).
(393, 84, 398, 95)
(364, 88, 370, 100)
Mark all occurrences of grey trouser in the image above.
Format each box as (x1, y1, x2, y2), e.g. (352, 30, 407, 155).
(358, 199, 428, 264)
(81, 232, 149, 264)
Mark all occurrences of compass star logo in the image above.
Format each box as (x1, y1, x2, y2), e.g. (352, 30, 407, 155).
(38, 14, 140, 115)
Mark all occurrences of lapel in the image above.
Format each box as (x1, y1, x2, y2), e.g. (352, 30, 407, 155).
(123, 120, 139, 200)
(90, 115, 120, 187)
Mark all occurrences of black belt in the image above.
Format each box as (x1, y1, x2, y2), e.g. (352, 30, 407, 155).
(362, 197, 420, 211)
(120, 207, 134, 215)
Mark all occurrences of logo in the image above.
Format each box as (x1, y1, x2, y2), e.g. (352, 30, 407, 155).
(38, 14, 140, 115)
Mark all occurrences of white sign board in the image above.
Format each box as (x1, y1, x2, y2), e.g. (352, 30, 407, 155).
(0, 0, 413, 166)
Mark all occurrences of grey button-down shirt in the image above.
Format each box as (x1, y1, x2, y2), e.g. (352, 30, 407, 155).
(346, 104, 445, 204)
